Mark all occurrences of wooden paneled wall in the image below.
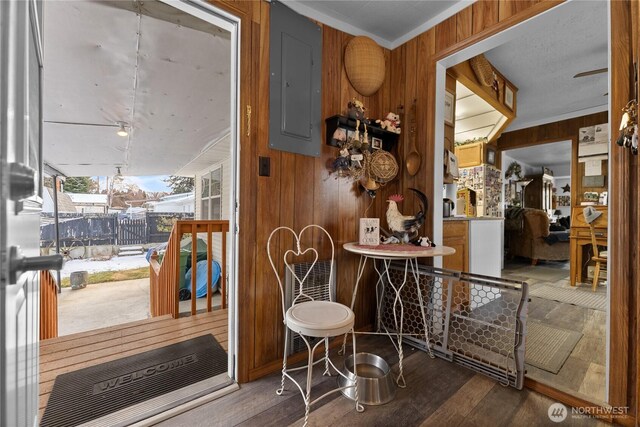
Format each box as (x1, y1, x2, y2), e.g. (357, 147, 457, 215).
(497, 111, 608, 150)
(220, 0, 565, 382)
(208, 5, 639, 421)
(610, 0, 639, 421)
(220, 0, 399, 382)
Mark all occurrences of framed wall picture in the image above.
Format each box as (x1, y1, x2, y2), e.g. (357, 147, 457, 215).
(359, 218, 380, 245)
(371, 137, 382, 150)
(485, 145, 496, 165)
(444, 90, 455, 126)
(504, 85, 514, 110)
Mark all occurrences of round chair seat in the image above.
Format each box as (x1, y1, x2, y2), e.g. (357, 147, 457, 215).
(286, 301, 355, 338)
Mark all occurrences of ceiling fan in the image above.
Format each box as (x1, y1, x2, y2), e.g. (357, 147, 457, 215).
(573, 68, 608, 78)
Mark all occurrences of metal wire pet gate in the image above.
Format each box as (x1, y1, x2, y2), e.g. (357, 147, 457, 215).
(379, 264, 529, 389)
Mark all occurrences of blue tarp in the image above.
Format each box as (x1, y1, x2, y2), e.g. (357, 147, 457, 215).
(185, 260, 221, 298)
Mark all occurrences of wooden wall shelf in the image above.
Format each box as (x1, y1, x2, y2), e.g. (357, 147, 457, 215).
(325, 115, 400, 151)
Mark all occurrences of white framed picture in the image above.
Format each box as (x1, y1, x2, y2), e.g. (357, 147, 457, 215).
(359, 218, 380, 246)
(444, 90, 455, 126)
(504, 85, 514, 110)
(371, 137, 382, 150)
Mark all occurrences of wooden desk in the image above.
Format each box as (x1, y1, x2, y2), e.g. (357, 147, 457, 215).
(570, 206, 607, 286)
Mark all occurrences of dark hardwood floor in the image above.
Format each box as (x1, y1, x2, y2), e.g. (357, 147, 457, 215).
(156, 335, 606, 426)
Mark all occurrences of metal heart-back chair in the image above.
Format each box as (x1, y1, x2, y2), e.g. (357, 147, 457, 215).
(267, 225, 363, 426)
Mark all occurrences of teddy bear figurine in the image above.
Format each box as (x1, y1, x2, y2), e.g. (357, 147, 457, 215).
(376, 112, 401, 134)
(347, 99, 368, 122)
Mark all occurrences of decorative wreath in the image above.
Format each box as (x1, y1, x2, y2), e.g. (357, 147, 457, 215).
(504, 161, 522, 180)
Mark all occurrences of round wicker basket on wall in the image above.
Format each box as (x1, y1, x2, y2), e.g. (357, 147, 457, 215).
(344, 36, 386, 96)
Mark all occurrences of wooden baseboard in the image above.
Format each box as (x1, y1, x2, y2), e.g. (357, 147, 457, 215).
(525, 378, 636, 425)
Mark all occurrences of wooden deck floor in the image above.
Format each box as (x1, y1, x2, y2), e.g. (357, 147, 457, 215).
(155, 335, 607, 427)
(39, 310, 228, 419)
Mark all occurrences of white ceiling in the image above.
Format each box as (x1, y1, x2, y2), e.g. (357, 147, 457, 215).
(282, 0, 470, 49)
(483, 0, 608, 131)
(504, 140, 572, 170)
(43, 0, 231, 177)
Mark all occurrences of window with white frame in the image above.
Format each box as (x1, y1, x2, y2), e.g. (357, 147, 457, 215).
(201, 166, 222, 219)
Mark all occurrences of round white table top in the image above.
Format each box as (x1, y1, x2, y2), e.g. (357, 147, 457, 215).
(343, 242, 456, 259)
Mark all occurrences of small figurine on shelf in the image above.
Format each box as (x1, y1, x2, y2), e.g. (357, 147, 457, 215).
(376, 112, 401, 134)
(331, 127, 347, 146)
(332, 154, 350, 176)
(416, 236, 436, 247)
(347, 99, 367, 122)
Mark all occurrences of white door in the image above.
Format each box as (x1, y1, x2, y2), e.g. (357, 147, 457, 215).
(1, 1, 61, 425)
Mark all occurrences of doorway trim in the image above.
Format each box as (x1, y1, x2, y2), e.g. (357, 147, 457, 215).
(431, 1, 612, 407)
(158, 0, 241, 382)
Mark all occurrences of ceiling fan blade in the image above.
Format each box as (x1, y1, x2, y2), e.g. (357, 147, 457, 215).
(573, 68, 608, 78)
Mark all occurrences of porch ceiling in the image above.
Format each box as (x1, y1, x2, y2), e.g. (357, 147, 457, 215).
(42, 0, 231, 177)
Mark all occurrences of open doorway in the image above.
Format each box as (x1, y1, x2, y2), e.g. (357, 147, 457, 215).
(434, 0, 609, 405)
(500, 139, 608, 402)
(39, 0, 240, 422)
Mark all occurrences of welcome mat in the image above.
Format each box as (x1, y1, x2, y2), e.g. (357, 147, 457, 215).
(525, 322, 582, 374)
(41, 334, 227, 427)
(530, 285, 607, 311)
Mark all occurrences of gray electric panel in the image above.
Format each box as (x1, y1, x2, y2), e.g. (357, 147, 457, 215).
(269, 1, 322, 157)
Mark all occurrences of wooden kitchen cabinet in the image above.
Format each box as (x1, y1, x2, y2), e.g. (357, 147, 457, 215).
(443, 220, 469, 272)
(443, 220, 469, 309)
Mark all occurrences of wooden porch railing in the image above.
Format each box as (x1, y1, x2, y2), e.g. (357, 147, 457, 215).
(149, 220, 229, 318)
(40, 270, 58, 340)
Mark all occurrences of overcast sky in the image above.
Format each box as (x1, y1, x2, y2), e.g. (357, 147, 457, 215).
(95, 175, 171, 193)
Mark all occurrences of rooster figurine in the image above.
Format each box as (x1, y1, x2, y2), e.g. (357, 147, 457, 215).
(385, 188, 432, 245)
